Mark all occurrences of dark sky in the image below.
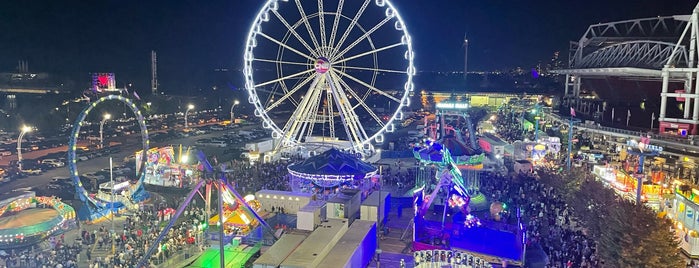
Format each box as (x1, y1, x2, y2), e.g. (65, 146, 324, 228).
(0, 0, 695, 91)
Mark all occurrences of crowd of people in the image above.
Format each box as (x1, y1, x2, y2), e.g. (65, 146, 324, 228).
(493, 106, 526, 142)
(1, 238, 82, 268)
(81, 205, 209, 268)
(225, 159, 294, 195)
(379, 160, 418, 191)
(481, 171, 599, 268)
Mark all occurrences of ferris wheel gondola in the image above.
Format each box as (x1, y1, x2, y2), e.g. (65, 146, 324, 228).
(243, 0, 415, 153)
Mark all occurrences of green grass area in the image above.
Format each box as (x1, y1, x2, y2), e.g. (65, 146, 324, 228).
(183, 244, 260, 268)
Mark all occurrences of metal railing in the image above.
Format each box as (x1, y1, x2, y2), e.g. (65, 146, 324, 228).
(543, 111, 699, 152)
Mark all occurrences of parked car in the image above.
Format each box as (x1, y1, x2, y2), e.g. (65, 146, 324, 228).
(21, 168, 42, 175)
(41, 159, 65, 167)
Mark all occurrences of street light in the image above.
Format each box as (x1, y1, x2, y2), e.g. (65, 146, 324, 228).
(16, 125, 32, 170)
(100, 113, 111, 149)
(185, 104, 195, 130)
(230, 100, 240, 123)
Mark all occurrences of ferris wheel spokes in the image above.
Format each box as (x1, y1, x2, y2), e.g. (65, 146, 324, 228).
(258, 32, 316, 62)
(331, 16, 393, 62)
(341, 65, 407, 74)
(270, 9, 319, 58)
(334, 69, 400, 103)
(333, 42, 404, 65)
(332, 0, 371, 58)
(294, 0, 322, 53)
(254, 68, 314, 88)
(327, 73, 370, 149)
(316, 0, 327, 49)
(326, 85, 336, 138)
(264, 73, 315, 112)
(253, 58, 308, 66)
(280, 74, 324, 143)
(327, 0, 344, 49)
(331, 72, 385, 128)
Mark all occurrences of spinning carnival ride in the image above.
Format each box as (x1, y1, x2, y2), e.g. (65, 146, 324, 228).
(287, 148, 377, 195)
(0, 196, 76, 249)
(243, 0, 415, 153)
(414, 149, 480, 230)
(68, 95, 150, 222)
(138, 151, 276, 268)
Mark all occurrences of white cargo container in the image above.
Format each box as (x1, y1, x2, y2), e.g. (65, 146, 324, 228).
(253, 234, 307, 268)
(245, 138, 275, 154)
(360, 191, 391, 225)
(280, 219, 348, 268)
(297, 200, 326, 231)
(317, 220, 377, 268)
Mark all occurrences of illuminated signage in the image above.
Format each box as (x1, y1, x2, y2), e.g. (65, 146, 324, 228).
(436, 102, 469, 110)
(626, 139, 663, 152)
(91, 73, 117, 92)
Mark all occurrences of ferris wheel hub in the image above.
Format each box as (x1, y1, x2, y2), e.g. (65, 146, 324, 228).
(314, 57, 331, 74)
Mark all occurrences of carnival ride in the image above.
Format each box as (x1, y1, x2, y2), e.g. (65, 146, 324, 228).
(414, 149, 479, 228)
(412, 148, 525, 265)
(0, 196, 76, 249)
(138, 151, 277, 268)
(243, 0, 415, 154)
(288, 148, 377, 195)
(67, 95, 150, 222)
(421, 102, 485, 169)
(207, 191, 264, 237)
(138, 145, 201, 189)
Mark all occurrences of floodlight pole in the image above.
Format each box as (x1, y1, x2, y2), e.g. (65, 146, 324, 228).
(566, 116, 581, 171)
(377, 165, 382, 268)
(626, 142, 661, 205)
(534, 104, 541, 142)
(110, 157, 115, 256)
(218, 179, 225, 268)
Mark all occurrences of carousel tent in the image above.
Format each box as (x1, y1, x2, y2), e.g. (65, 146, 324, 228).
(288, 148, 377, 191)
(288, 148, 377, 177)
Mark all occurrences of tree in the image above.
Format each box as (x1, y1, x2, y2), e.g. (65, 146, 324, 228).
(601, 199, 683, 268)
(539, 170, 684, 267)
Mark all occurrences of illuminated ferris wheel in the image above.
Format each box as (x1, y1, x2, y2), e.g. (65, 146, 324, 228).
(243, 0, 415, 152)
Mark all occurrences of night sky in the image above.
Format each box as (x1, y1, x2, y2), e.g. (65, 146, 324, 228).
(0, 0, 695, 91)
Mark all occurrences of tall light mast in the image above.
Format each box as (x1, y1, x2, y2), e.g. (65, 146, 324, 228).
(151, 50, 158, 95)
(463, 33, 469, 81)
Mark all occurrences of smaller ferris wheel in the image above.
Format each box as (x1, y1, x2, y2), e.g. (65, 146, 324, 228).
(243, 0, 415, 153)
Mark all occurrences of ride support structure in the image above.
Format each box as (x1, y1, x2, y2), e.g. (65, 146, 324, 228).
(67, 95, 150, 222)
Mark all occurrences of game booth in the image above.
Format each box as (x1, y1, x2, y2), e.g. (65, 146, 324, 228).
(137, 146, 202, 189)
(0, 195, 76, 249)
